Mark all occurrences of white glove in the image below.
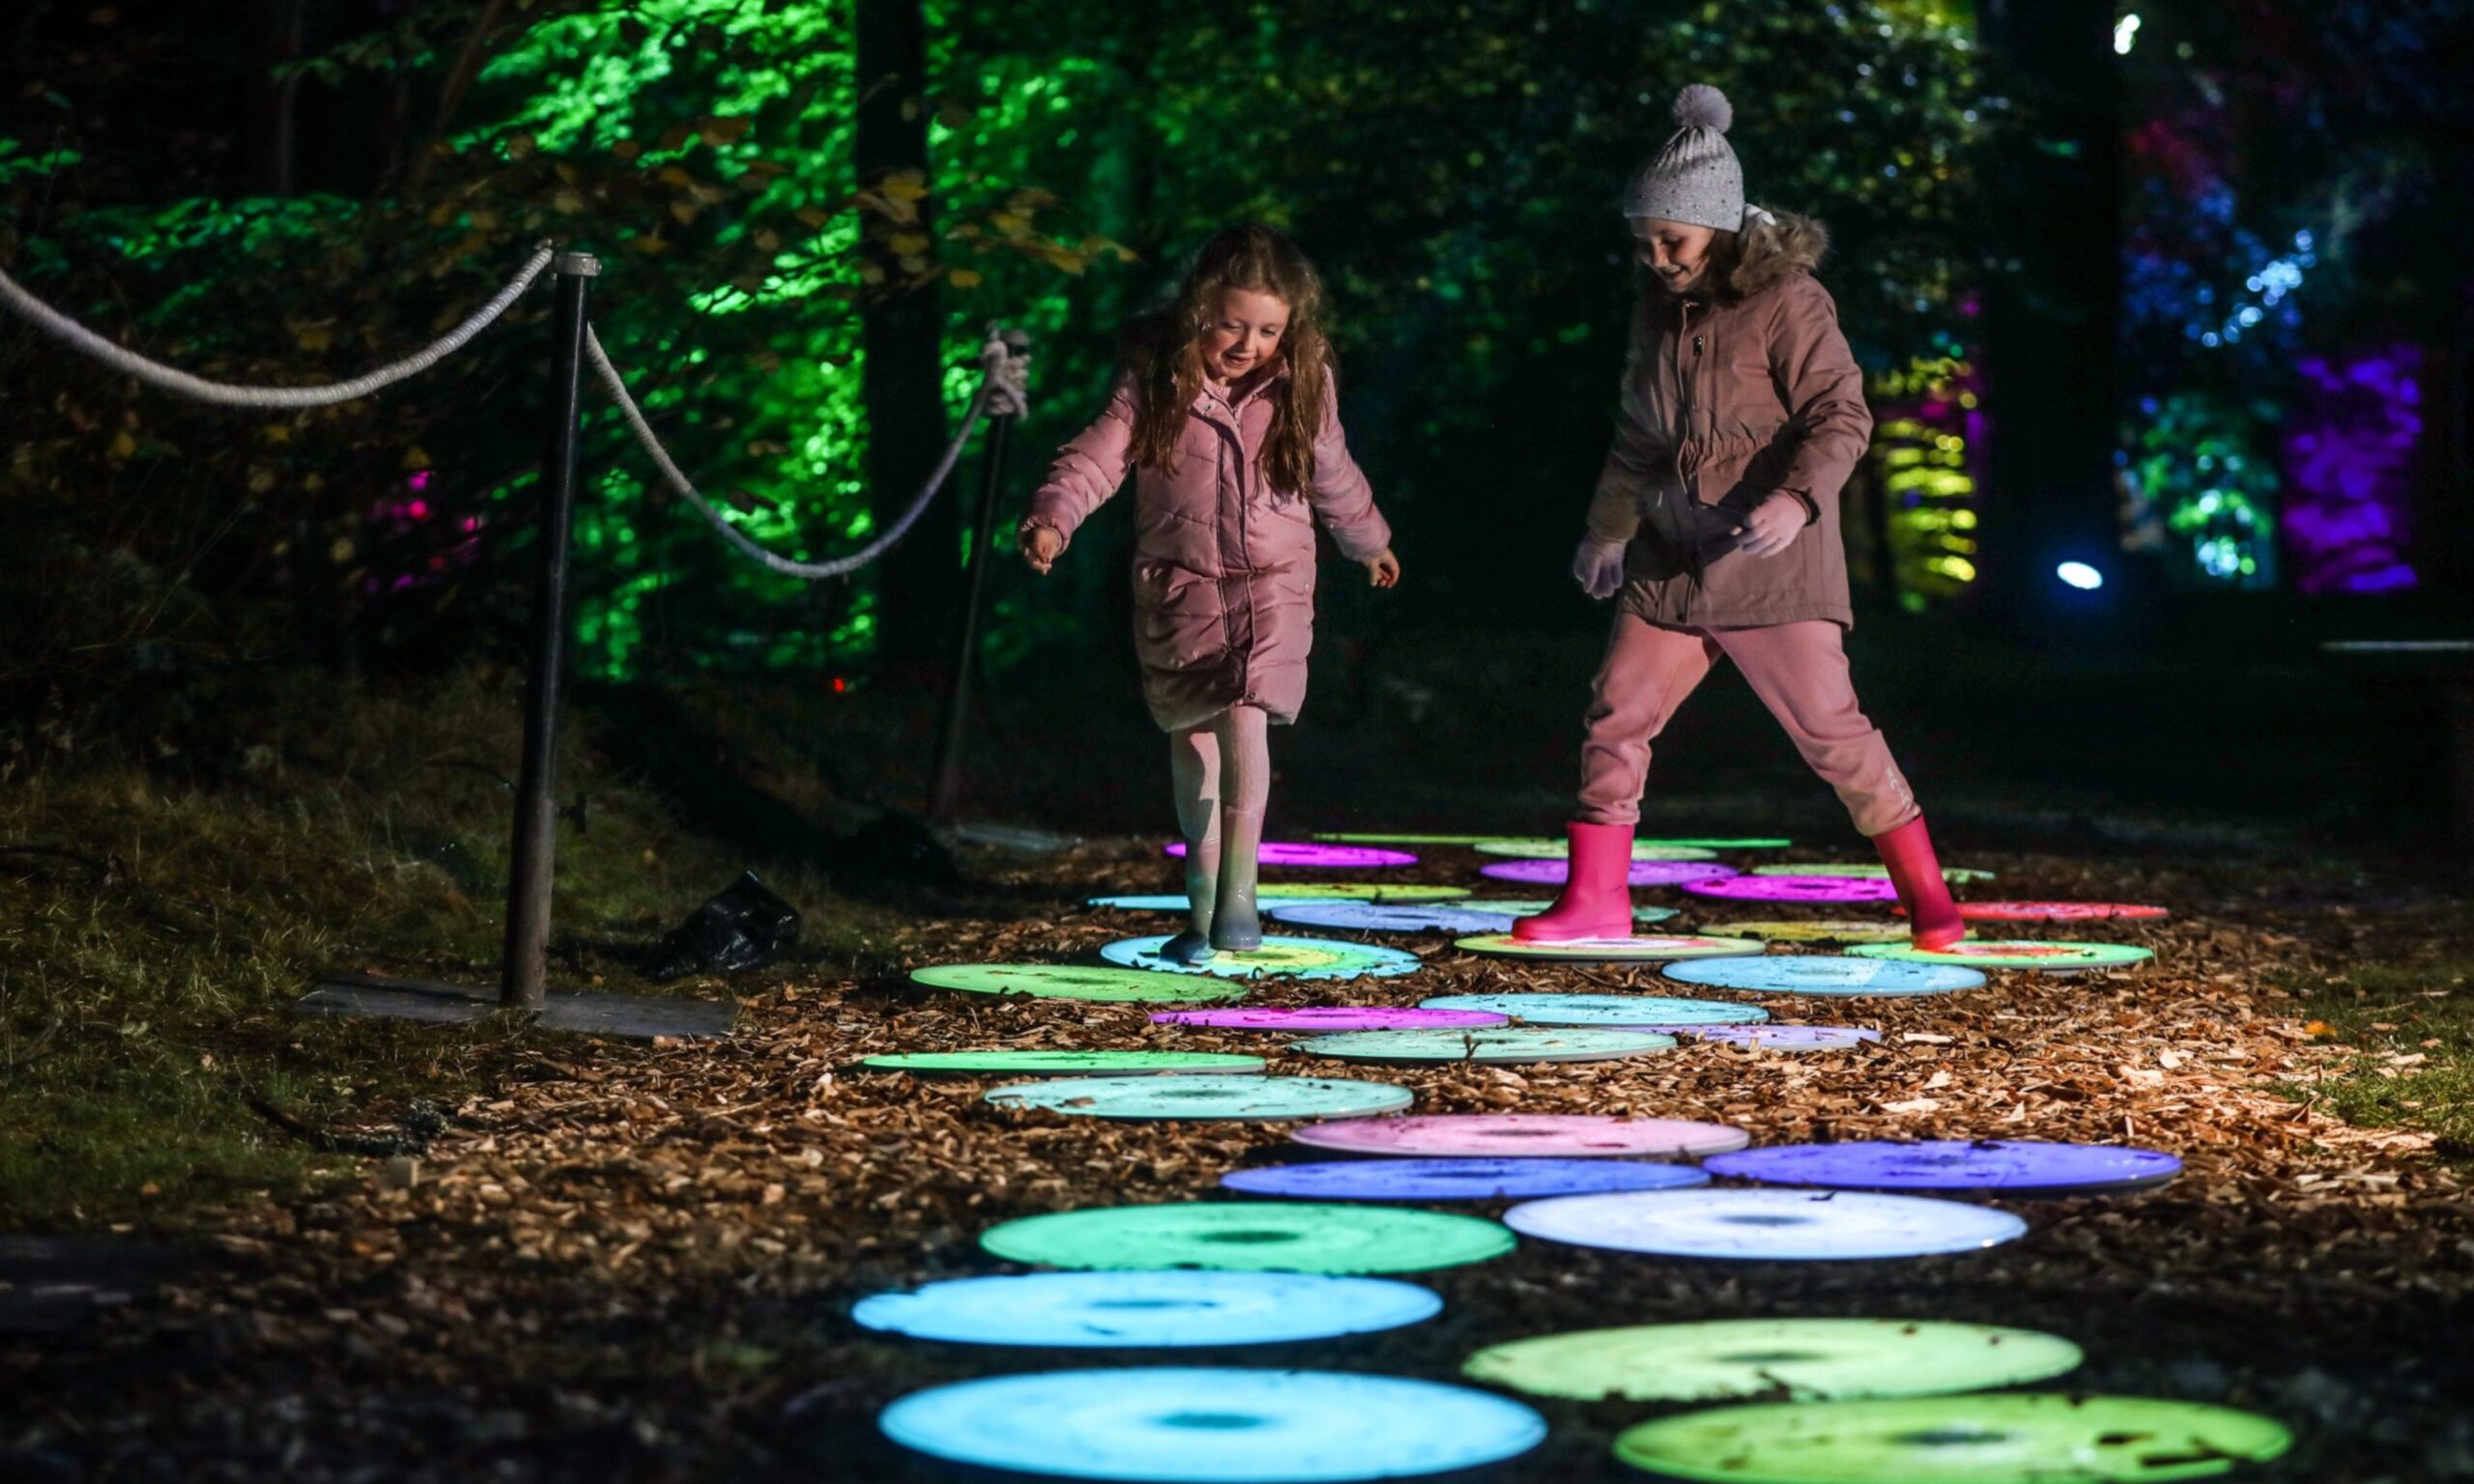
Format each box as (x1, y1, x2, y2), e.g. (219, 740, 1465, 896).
(1572, 535, 1629, 600)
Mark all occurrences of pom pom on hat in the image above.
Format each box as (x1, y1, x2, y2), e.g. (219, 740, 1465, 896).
(1673, 83, 1732, 133)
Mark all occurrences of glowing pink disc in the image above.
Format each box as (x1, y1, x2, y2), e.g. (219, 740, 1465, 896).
(1481, 859, 1738, 888)
(1165, 841, 1416, 869)
(1929, 900, 2171, 923)
(1292, 1114, 1749, 1159)
(1152, 1006, 1510, 1032)
(1683, 873, 1900, 903)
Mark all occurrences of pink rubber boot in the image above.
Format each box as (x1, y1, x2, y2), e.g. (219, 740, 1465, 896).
(1875, 815, 1965, 951)
(1511, 821, 1636, 942)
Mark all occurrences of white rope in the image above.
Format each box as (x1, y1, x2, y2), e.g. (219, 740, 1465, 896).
(0, 243, 557, 409)
(587, 322, 1029, 581)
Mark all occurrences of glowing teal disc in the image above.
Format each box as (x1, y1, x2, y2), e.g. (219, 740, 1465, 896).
(912, 962, 1245, 1003)
(854, 1270, 1443, 1348)
(863, 1049, 1264, 1076)
(1101, 935, 1424, 980)
(1612, 1394, 2291, 1483)
(986, 1073, 1412, 1122)
(981, 1201, 1515, 1273)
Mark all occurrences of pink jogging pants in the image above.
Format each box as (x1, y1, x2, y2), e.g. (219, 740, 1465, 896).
(1575, 614, 1920, 837)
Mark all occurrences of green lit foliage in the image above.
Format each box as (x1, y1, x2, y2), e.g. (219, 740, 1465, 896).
(1866, 356, 1985, 610)
(2122, 391, 2280, 591)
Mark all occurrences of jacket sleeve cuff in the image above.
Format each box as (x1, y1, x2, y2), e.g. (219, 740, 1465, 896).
(1780, 490, 1820, 527)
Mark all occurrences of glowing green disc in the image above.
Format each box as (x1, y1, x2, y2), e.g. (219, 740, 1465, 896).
(1612, 1394, 2291, 1483)
(1472, 838, 1717, 862)
(1644, 837, 1793, 849)
(1849, 940, 2154, 971)
(1752, 864, 1997, 883)
(862, 1049, 1264, 1077)
(1464, 1318, 2083, 1403)
(985, 1073, 1412, 1122)
(981, 1201, 1515, 1274)
(911, 962, 1246, 1003)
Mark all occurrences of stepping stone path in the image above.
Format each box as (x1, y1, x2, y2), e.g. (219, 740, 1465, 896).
(877, 825, 2272, 1480)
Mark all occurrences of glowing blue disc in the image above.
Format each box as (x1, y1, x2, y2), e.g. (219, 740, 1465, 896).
(1420, 992, 1768, 1026)
(1704, 1140, 2184, 1195)
(1503, 1187, 2028, 1261)
(1662, 956, 1985, 997)
(879, 1367, 1547, 1481)
(1101, 935, 1424, 981)
(852, 1270, 1443, 1347)
(1265, 900, 1531, 933)
(1223, 1157, 1711, 1202)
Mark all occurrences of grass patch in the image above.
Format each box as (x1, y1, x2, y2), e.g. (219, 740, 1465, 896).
(2280, 956, 2474, 1154)
(0, 665, 900, 1232)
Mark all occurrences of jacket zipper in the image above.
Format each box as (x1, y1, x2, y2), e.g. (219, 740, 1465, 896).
(1677, 302, 1702, 621)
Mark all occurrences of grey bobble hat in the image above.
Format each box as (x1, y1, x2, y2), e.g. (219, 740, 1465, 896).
(1623, 83, 1745, 232)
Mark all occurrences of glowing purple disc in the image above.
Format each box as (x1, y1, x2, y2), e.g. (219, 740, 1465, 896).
(1165, 841, 1416, 869)
(1676, 1025, 1883, 1050)
(1152, 1006, 1510, 1032)
(1703, 1139, 2183, 1195)
(1223, 1157, 1712, 1202)
(1481, 858, 1739, 888)
(1683, 872, 1901, 903)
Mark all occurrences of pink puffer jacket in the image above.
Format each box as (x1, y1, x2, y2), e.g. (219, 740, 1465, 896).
(1022, 365, 1393, 733)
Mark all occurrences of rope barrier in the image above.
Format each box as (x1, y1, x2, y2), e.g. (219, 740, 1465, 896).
(587, 322, 1029, 581)
(0, 243, 558, 409)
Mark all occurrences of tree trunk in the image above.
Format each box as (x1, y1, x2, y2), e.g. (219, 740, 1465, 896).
(242, 0, 301, 195)
(856, 0, 953, 683)
(1979, 0, 2123, 620)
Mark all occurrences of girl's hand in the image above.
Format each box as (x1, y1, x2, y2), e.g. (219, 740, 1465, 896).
(1572, 535, 1628, 599)
(1364, 549, 1401, 588)
(1022, 526, 1065, 575)
(1736, 494, 1805, 558)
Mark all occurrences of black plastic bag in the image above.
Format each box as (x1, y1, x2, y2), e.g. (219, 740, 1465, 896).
(644, 870, 800, 983)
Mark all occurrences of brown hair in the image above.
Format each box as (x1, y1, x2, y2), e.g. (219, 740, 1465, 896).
(1124, 224, 1331, 495)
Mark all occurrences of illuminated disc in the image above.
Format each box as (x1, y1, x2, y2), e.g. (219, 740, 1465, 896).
(1154, 1006, 1507, 1032)
(853, 1270, 1442, 1348)
(1684, 874, 1901, 904)
(1469, 899, 1681, 925)
(1223, 1157, 1710, 1202)
(1948, 900, 2170, 923)
(1265, 900, 1533, 934)
(1422, 992, 1769, 1026)
(913, 962, 1246, 1003)
(1453, 933, 1767, 964)
(1752, 864, 1997, 883)
(1471, 838, 1718, 861)
(1643, 837, 1792, 850)
(1721, 918, 1914, 944)
(864, 1049, 1265, 1076)
(1164, 841, 1415, 869)
(1662, 956, 1984, 997)
(881, 1368, 1546, 1482)
(988, 1074, 1411, 1123)
(1504, 1187, 2026, 1261)
(1312, 832, 1496, 845)
(1849, 940, 2154, 971)
(1102, 935, 1424, 981)
(1465, 1318, 2084, 1402)
(1293, 1114, 1749, 1159)
(1291, 1027, 1676, 1065)
(1482, 858, 1739, 888)
(1679, 1024, 1882, 1050)
(1610, 1394, 2291, 1484)
(1090, 884, 1470, 910)
(981, 1202, 1515, 1273)
(1705, 1140, 2183, 1195)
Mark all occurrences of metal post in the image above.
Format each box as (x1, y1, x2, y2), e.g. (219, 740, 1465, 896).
(927, 386, 1018, 824)
(501, 249, 598, 1008)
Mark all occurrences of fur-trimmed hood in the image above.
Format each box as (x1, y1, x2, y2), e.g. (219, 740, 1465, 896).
(1724, 207, 1828, 299)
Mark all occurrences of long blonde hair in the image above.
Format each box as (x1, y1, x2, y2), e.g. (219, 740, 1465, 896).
(1125, 224, 1331, 495)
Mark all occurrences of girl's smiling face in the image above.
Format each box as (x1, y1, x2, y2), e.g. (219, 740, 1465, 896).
(1633, 217, 1722, 294)
(1200, 287, 1288, 383)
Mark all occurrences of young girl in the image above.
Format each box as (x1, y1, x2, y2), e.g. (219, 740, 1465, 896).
(1517, 84, 1964, 949)
(1021, 225, 1400, 962)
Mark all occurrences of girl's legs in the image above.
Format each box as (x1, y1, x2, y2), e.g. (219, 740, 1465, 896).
(1162, 723, 1223, 963)
(1210, 703, 1272, 952)
(1711, 621, 1961, 947)
(1522, 614, 1716, 942)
